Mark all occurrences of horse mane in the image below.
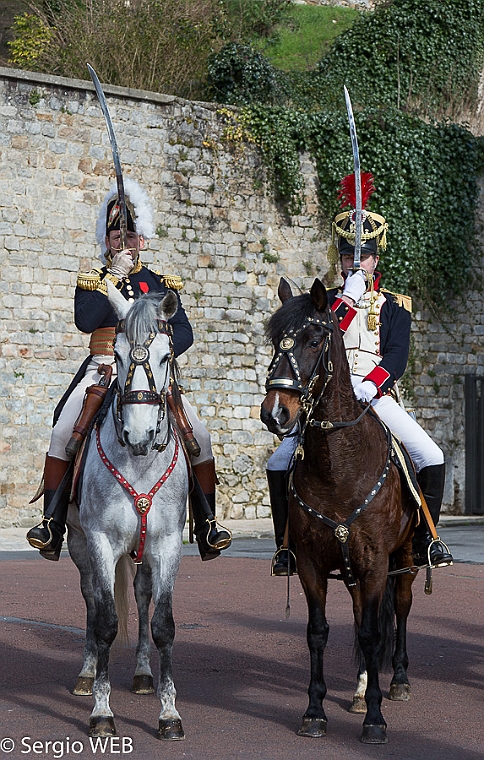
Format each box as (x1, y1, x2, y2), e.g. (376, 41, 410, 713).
(265, 292, 317, 345)
(123, 292, 166, 345)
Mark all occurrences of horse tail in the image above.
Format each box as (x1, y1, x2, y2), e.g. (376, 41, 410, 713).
(353, 575, 396, 672)
(114, 554, 135, 647)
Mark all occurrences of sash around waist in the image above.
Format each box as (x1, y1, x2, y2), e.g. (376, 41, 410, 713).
(89, 327, 116, 356)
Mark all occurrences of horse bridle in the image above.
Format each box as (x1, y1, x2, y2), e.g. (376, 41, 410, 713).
(266, 309, 372, 436)
(113, 318, 174, 451)
(265, 311, 335, 420)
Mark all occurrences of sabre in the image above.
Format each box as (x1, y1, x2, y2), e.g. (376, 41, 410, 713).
(87, 63, 128, 251)
(343, 86, 362, 270)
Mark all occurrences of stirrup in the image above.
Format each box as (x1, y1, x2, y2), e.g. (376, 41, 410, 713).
(415, 537, 453, 569)
(205, 519, 232, 550)
(271, 547, 297, 577)
(26, 517, 55, 549)
(427, 537, 453, 568)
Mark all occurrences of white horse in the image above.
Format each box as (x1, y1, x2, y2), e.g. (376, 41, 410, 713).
(67, 281, 189, 740)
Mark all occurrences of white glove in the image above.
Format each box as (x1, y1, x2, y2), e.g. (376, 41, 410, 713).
(342, 269, 367, 304)
(354, 380, 378, 402)
(107, 250, 134, 279)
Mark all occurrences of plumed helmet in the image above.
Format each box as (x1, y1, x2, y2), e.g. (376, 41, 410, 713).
(96, 178, 156, 263)
(327, 173, 388, 270)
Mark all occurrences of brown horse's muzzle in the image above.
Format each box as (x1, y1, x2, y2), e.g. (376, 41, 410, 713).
(260, 389, 301, 438)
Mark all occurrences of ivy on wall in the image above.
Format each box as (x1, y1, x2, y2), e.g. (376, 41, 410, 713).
(211, 0, 484, 303)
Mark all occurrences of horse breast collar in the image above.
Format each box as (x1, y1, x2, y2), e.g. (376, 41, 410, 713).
(96, 425, 180, 564)
(290, 423, 393, 587)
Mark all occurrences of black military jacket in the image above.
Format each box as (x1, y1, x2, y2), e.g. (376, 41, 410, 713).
(75, 265, 193, 358)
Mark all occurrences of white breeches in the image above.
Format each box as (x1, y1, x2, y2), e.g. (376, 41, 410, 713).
(267, 394, 443, 474)
(369, 394, 443, 472)
(48, 356, 212, 464)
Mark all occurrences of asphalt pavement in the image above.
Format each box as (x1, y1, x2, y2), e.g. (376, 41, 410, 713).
(0, 519, 483, 760)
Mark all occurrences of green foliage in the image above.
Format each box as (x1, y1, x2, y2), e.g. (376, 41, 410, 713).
(29, 87, 42, 107)
(7, 12, 53, 68)
(8, 0, 228, 99)
(215, 0, 484, 304)
(223, 0, 293, 43)
(315, 0, 484, 117)
(257, 4, 359, 72)
(207, 43, 278, 105)
(244, 103, 483, 301)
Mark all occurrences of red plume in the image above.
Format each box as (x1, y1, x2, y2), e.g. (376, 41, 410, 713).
(337, 172, 375, 209)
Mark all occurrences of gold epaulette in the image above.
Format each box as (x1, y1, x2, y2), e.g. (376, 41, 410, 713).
(381, 289, 412, 312)
(77, 268, 103, 291)
(77, 268, 120, 296)
(160, 273, 184, 291)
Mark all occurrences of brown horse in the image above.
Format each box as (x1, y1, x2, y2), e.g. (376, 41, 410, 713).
(260, 277, 417, 744)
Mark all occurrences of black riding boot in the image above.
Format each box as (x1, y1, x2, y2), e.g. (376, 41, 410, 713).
(26, 455, 71, 561)
(191, 459, 231, 562)
(413, 463, 453, 568)
(267, 469, 296, 576)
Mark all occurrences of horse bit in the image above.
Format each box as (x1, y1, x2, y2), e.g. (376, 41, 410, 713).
(114, 317, 174, 452)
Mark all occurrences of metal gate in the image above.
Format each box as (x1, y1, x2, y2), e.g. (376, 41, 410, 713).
(465, 374, 484, 514)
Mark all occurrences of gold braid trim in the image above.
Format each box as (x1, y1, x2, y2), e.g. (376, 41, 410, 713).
(77, 268, 103, 291)
(77, 269, 122, 295)
(381, 289, 412, 312)
(161, 274, 184, 291)
(77, 267, 184, 294)
(333, 220, 389, 250)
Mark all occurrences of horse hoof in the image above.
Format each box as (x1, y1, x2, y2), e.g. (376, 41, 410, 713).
(348, 696, 366, 714)
(72, 677, 94, 696)
(132, 674, 155, 694)
(297, 717, 327, 737)
(89, 716, 116, 737)
(389, 682, 411, 701)
(157, 718, 185, 741)
(361, 724, 388, 744)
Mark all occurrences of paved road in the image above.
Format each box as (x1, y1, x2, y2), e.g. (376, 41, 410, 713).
(0, 527, 483, 760)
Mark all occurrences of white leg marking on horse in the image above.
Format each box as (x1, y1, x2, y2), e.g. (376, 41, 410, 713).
(355, 670, 368, 698)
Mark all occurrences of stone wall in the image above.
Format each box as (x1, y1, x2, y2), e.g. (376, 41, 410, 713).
(0, 67, 327, 528)
(1, 66, 483, 526)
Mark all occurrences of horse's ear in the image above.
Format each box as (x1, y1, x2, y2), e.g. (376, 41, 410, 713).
(310, 278, 328, 312)
(278, 277, 293, 303)
(159, 290, 178, 321)
(106, 279, 131, 319)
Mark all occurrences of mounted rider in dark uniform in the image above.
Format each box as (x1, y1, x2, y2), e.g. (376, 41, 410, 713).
(266, 172, 453, 575)
(27, 179, 231, 562)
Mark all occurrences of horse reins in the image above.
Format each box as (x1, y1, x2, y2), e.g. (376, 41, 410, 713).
(95, 425, 180, 564)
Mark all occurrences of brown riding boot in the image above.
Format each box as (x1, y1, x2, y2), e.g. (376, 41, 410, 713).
(26, 455, 72, 561)
(190, 458, 232, 561)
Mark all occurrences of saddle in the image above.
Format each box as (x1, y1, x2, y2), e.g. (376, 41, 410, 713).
(389, 433, 421, 510)
(72, 382, 117, 504)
